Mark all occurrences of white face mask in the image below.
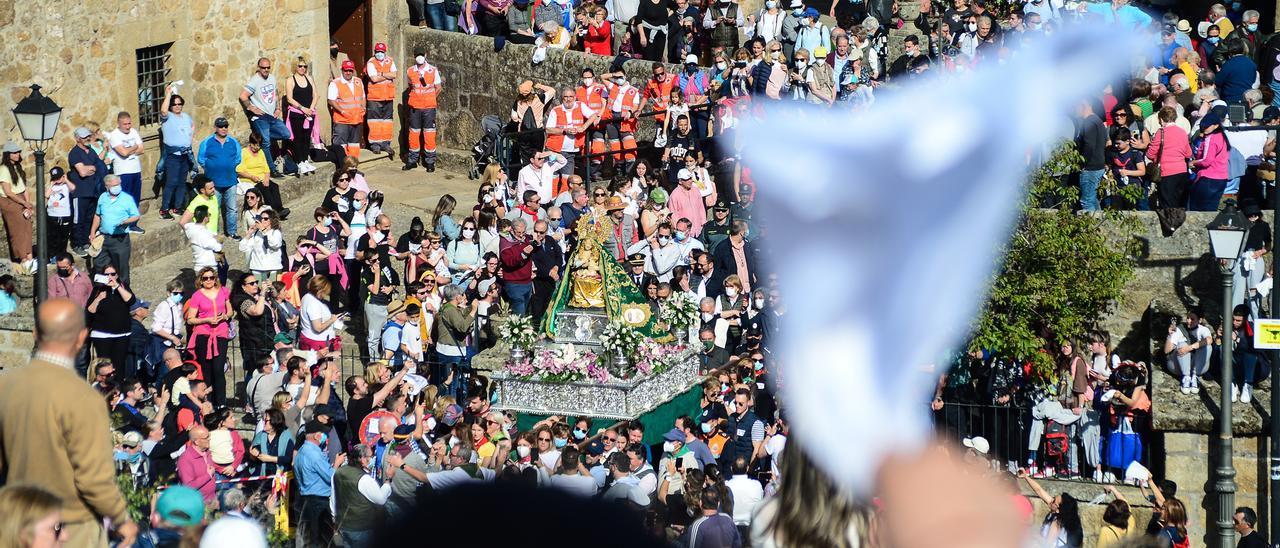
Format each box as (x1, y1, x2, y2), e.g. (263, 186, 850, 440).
(375, 52, 386, 61)
(725, 288, 739, 299)
(766, 0, 776, 7)
(415, 55, 426, 65)
(462, 229, 476, 238)
(517, 445, 532, 458)
(663, 441, 676, 453)
(966, 22, 977, 32)
(583, 77, 594, 86)
(716, 61, 727, 70)
(754, 298, 765, 309)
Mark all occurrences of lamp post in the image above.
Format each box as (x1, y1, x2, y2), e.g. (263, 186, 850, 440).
(1207, 201, 1246, 548)
(11, 84, 62, 305)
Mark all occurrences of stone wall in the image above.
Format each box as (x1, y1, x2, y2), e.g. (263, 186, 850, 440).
(401, 28, 677, 153)
(0, 0, 331, 200)
(1161, 432, 1271, 547)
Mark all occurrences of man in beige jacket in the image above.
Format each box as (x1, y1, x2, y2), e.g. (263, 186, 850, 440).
(0, 299, 138, 546)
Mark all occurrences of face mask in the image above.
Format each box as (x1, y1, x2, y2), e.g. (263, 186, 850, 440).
(663, 441, 676, 453)
(793, 8, 803, 15)
(375, 52, 386, 61)
(108, 186, 122, 196)
(716, 61, 727, 70)
(720, 382, 729, 392)
(415, 55, 426, 65)
(462, 228, 476, 238)
(658, 236, 671, 246)
(966, 22, 977, 32)
(323, 217, 333, 227)
(686, 64, 697, 74)
(615, 77, 627, 85)
(725, 288, 738, 299)
(353, 199, 363, 209)
(771, 51, 783, 62)
(1029, 22, 1041, 30)
(553, 437, 568, 449)
(127, 450, 145, 463)
(318, 432, 329, 448)
(702, 340, 715, 351)
(169, 294, 182, 304)
(56, 268, 72, 278)
(766, 0, 776, 7)
(754, 360, 764, 370)
(330, 47, 339, 58)
(517, 445, 532, 458)
(1246, 23, 1258, 32)
(795, 59, 807, 68)
(573, 428, 587, 440)
(701, 422, 712, 434)
(674, 231, 687, 242)
(583, 77, 594, 86)
(449, 436, 460, 448)
(1208, 36, 1219, 45)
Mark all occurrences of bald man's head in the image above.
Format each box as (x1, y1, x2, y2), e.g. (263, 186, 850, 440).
(35, 298, 87, 351)
(189, 425, 211, 448)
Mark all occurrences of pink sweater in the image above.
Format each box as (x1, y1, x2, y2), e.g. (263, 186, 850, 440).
(1145, 125, 1193, 176)
(1192, 132, 1229, 180)
(669, 185, 707, 237)
(177, 444, 217, 501)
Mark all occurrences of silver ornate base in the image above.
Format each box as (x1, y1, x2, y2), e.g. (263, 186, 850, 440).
(551, 308, 610, 347)
(491, 350, 700, 420)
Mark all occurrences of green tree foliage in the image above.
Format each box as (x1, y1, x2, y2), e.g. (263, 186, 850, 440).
(969, 142, 1139, 381)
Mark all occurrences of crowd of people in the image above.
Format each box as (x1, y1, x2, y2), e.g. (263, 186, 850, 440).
(0, 0, 1277, 547)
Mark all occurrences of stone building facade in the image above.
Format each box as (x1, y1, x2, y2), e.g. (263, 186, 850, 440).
(0, 0, 400, 197)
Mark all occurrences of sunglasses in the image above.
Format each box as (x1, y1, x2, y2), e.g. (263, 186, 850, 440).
(594, 192, 607, 197)
(258, 65, 271, 70)
(604, 436, 617, 442)
(534, 230, 547, 234)
(259, 215, 271, 221)
(298, 64, 309, 68)
(172, 102, 184, 106)
(201, 275, 216, 281)
(338, 177, 351, 182)
(246, 280, 259, 286)
(105, 272, 118, 277)
(538, 437, 552, 442)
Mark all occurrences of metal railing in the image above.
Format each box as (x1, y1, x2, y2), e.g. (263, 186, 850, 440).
(933, 401, 1152, 479)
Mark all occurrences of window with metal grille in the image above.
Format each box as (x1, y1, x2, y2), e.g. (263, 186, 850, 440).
(135, 43, 173, 126)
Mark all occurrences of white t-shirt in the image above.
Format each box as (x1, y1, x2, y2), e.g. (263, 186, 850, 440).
(764, 432, 786, 480)
(48, 182, 72, 217)
(548, 473, 598, 497)
(244, 74, 279, 116)
(107, 128, 143, 174)
(300, 293, 335, 340)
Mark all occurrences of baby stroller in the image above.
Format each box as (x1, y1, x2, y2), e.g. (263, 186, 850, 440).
(469, 115, 504, 180)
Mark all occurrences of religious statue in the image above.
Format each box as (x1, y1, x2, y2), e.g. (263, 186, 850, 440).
(567, 241, 606, 308)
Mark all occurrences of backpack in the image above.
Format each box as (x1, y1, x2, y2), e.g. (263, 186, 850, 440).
(1043, 420, 1070, 458)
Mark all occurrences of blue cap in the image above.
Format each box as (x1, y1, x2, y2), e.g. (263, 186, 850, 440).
(662, 428, 685, 442)
(156, 486, 205, 527)
(803, 7, 820, 18)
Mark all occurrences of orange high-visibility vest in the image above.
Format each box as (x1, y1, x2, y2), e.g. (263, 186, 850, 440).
(407, 63, 442, 110)
(366, 57, 397, 102)
(644, 77, 675, 115)
(332, 78, 366, 125)
(607, 83, 641, 118)
(576, 83, 608, 115)
(544, 103, 589, 152)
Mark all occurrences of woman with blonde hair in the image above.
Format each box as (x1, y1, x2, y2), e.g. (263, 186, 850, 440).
(185, 265, 233, 407)
(752, 441, 875, 548)
(0, 484, 65, 548)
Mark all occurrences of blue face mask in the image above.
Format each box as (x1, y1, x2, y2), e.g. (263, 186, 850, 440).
(573, 428, 587, 440)
(1207, 36, 1220, 45)
(108, 185, 122, 196)
(127, 450, 145, 463)
(375, 52, 386, 61)
(318, 432, 329, 448)
(700, 422, 712, 434)
(169, 294, 182, 304)
(674, 231, 687, 242)
(323, 217, 334, 227)
(553, 437, 568, 449)
(1246, 23, 1258, 32)
(353, 200, 363, 209)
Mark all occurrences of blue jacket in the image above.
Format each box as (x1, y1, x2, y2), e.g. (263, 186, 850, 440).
(1217, 55, 1258, 103)
(197, 134, 242, 189)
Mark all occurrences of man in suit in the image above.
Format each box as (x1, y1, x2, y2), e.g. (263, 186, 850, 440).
(690, 249, 725, 301)
(0, 299, 139, 547)
(711, 220, 757, 294)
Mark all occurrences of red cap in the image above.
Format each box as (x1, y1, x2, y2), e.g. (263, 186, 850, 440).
(374, 42, 387, 53)
(341, 59, 356, 71)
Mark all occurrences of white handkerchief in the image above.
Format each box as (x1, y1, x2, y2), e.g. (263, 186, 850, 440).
(741, 26, 1144, 494)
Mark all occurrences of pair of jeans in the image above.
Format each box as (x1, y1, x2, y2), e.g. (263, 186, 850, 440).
(1189, 177, 1227, 211)
(504, 281, 533, 316)
(118, 172, 143, 205)
(298, 495, 335, 547)
(162, 145, 193, 211)
(250, 115, 296, 175)
(217, 186, 239, 237)
(1078, 168, 1104, 211)
(426, 3, 458, 31)
(1235, 351, 1260, 386)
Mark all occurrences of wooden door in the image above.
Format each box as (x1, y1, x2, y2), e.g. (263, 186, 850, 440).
(330, 0, 372, 69)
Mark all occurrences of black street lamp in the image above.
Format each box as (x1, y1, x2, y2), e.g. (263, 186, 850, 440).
(1206, 200, 1246, 548)
(11, 84, 62, 305)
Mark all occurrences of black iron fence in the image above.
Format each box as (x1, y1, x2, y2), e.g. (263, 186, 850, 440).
(933, 401, 1152, 480)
